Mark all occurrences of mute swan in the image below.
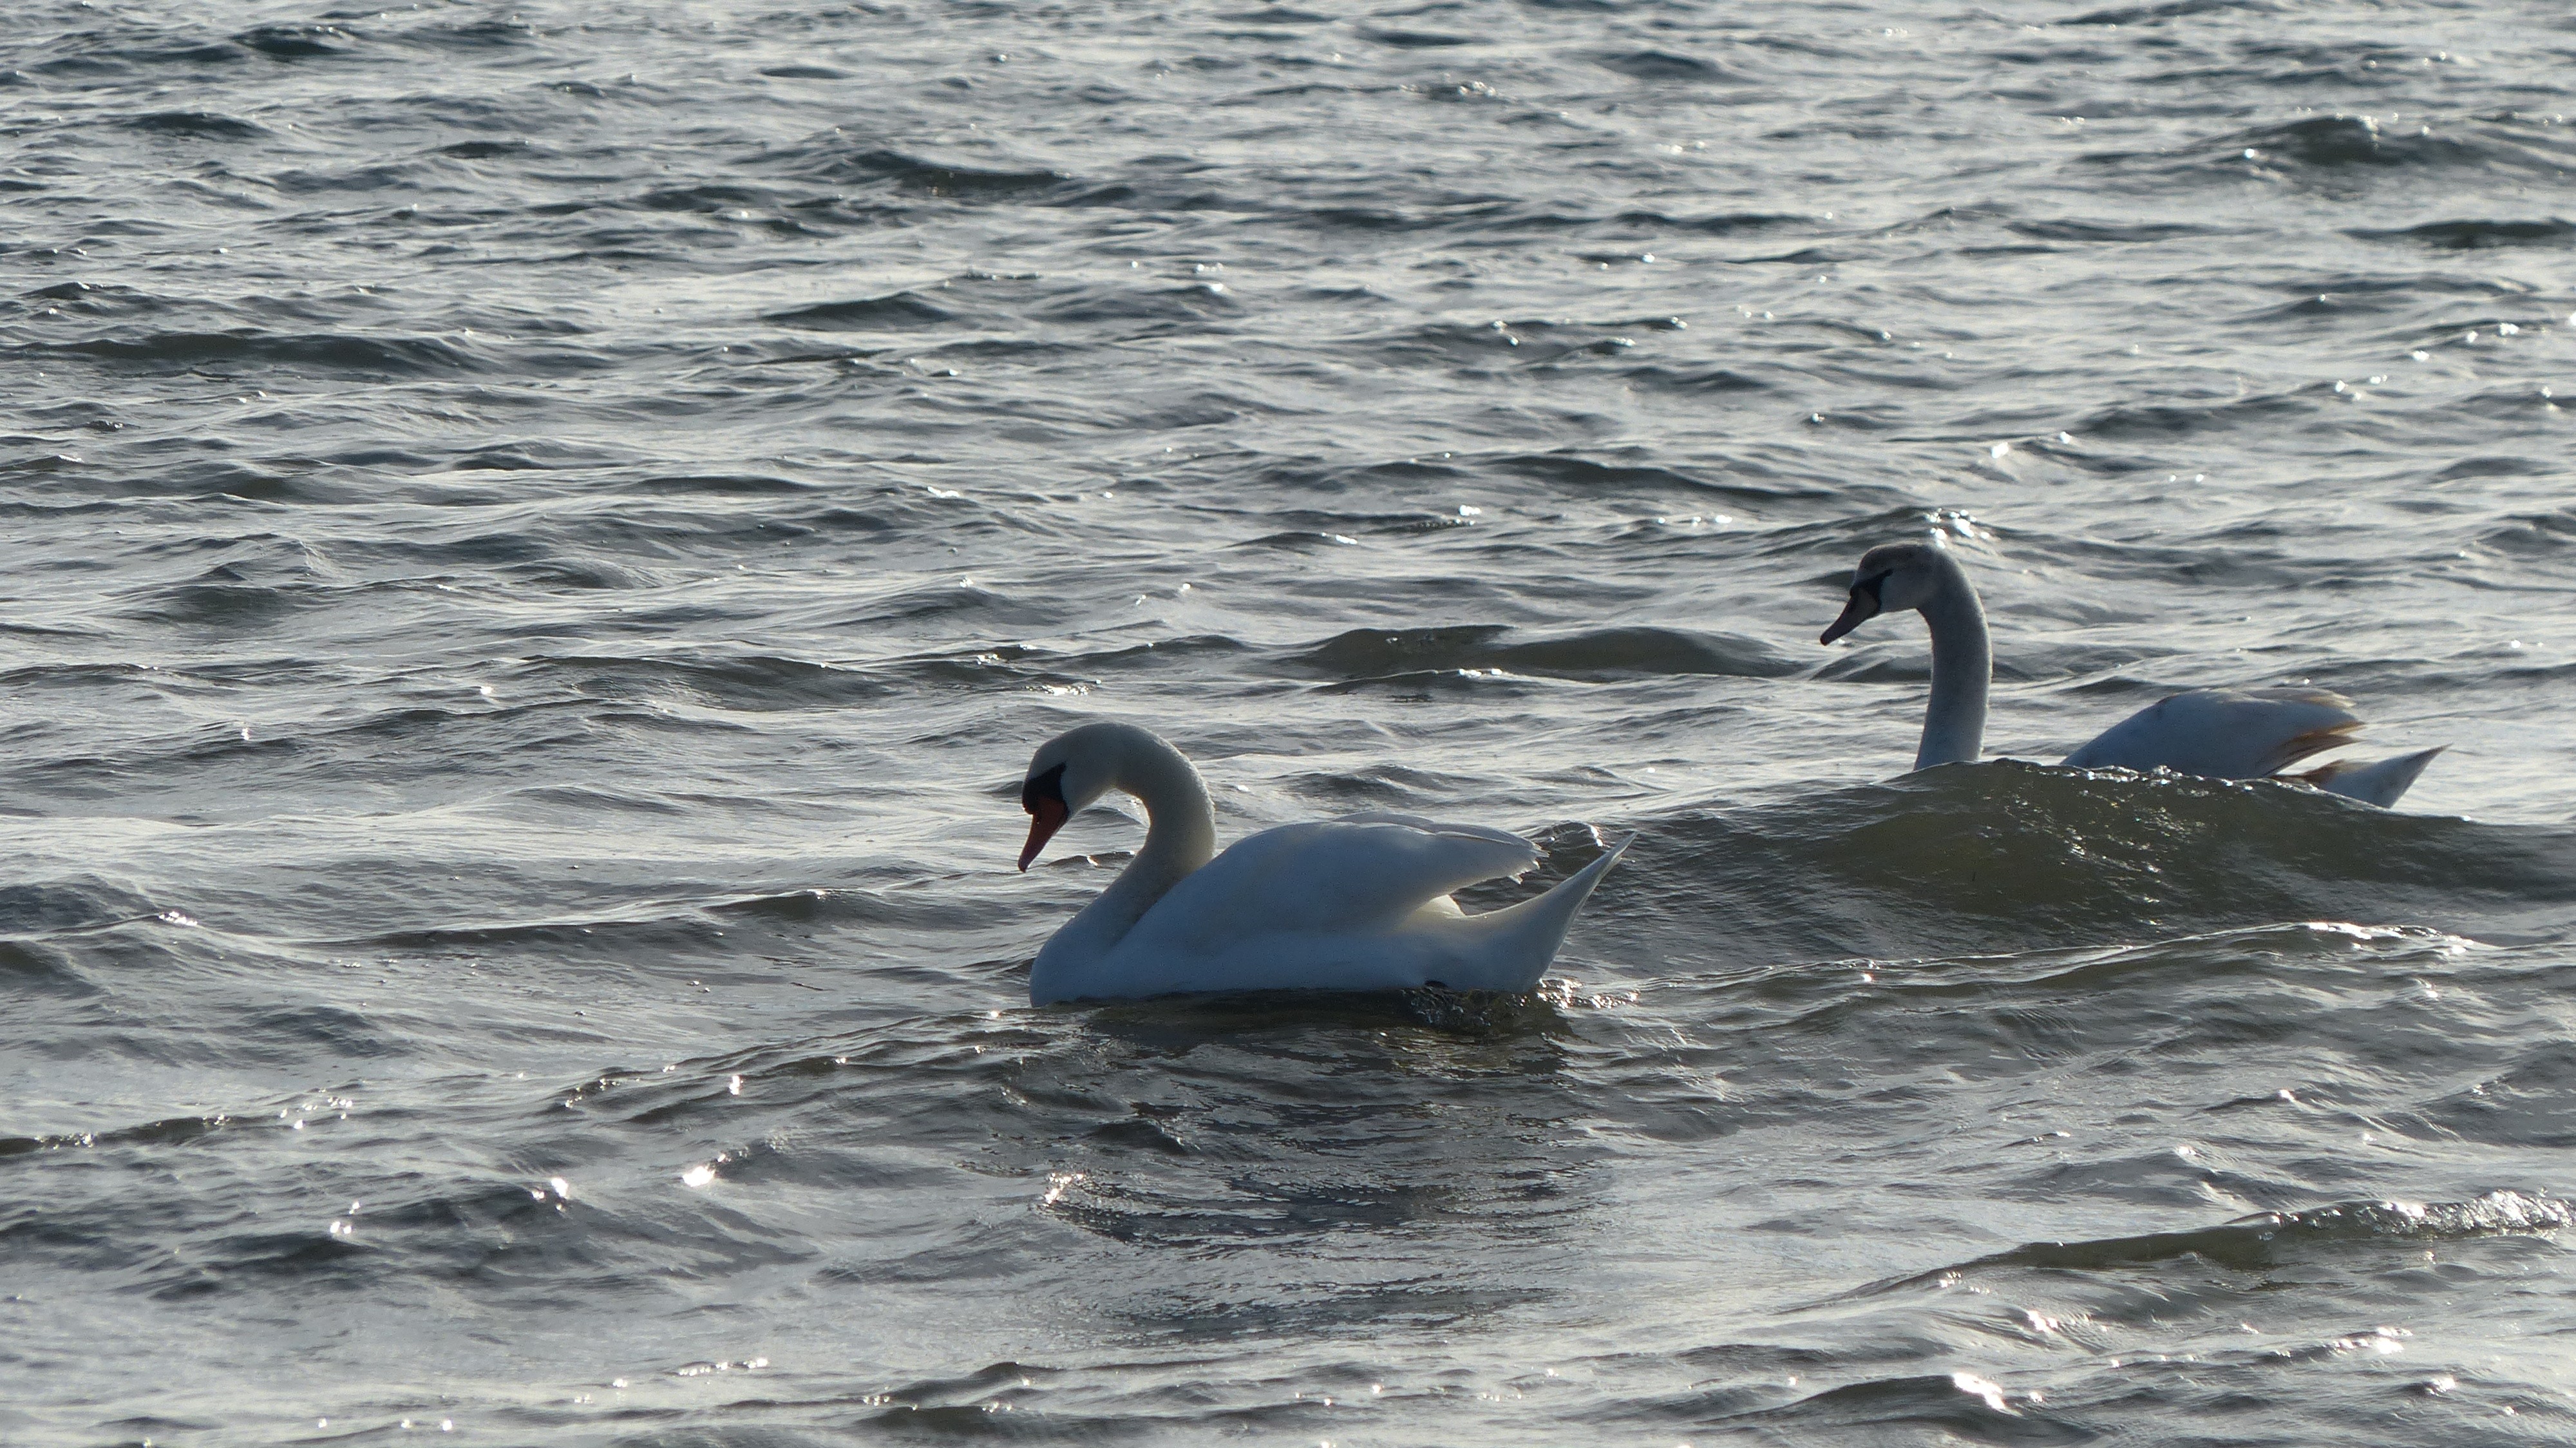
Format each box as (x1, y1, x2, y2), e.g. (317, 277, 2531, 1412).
(1819, 538, 2441, 806)
(1015, 721, 1626, 1004)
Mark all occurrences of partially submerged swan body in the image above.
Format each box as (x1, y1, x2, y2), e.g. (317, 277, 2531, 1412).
(1015, 721, 1625, 1004)
(1821, 539, 2442, 806)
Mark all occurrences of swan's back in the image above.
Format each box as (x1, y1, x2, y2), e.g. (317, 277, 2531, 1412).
(2060, 687, 2361, 779)
(1132, 815, 1539, 953)
(1036, 816, 1615, 1002)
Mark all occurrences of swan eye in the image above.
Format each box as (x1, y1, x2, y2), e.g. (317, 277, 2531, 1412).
(1855, 572, 1888, 604)
(1022, 763, 1068, 814)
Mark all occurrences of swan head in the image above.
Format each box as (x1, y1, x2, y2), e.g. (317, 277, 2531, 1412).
(1820, 539, 1955, 644)
(1016, 722, 1128, 870)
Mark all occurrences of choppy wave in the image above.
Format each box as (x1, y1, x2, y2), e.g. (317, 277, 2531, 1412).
(6, 0, 2574, 1442)
(1875, 1190, 2574, 1286)
(1621, 761, 2576, 964)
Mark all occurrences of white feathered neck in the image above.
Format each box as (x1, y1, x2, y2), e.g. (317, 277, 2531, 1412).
(1029, 723, 1218, 991)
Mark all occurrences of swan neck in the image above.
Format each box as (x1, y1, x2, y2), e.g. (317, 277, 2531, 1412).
(1121, 734, 1218, 886)
(1028, 728, 1219, 1002)
(1915, 560, 1990, 770)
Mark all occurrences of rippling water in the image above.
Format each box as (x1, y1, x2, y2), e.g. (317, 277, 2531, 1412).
(5, 0, 2573, 1442)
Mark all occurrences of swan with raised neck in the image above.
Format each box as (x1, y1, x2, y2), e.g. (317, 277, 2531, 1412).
(1819, 538, 1990, 770)
(1016, 720, 1627, 1004)
(1018, 721, 1219, 984)
(1819, 536, 2441, 805)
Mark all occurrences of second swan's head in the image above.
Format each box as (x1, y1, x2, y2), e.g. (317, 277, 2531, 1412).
(1819, 538, 1959, 645)
(1017, 721, 1141, 870)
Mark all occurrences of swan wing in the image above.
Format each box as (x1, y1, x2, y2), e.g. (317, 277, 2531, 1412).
(1331, 810, 1547, 855)
(2060, 687, 2362, 779)
(1131, 817, 1539, 954)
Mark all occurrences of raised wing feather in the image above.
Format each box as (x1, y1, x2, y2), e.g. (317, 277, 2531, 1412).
(2061, 687, 2362, 779)
(1119, 817, 1538, 960)
(1332, 810, 1546, 855)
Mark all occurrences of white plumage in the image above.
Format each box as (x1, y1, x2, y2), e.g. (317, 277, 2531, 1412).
(1015, 723, 1624, 1004)
(1821, 538, 2441, 806)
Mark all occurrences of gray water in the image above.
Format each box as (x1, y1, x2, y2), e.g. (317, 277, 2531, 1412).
(5, 0, 2575, 1442)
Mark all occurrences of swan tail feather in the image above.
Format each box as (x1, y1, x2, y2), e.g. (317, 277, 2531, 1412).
(2295, 746, 2445, 808)
(1424, 834, 1629, 992)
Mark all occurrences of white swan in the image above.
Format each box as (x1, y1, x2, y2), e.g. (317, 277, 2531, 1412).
(1819, 538, 2442, 806)
(1014, 721, 1626, 1004)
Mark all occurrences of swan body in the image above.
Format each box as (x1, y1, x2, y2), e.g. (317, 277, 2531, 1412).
(1016, 721, 1625, 1004)
(1821, 538, 2441, 806)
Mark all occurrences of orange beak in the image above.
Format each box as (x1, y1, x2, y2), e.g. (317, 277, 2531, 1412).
(1019, 795, 1069, 872)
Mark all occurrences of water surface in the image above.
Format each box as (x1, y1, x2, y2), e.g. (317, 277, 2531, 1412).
(4, 0, 2573, 1442)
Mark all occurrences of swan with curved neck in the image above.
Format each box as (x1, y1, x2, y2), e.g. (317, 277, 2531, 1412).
(1016, 721, 1625, 1004)
(1820, 538, 2441, 805)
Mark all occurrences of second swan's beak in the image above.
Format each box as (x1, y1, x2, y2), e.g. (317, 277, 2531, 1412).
(1019, 795, 1070, 872)
(1820, 587, 1880, 645)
